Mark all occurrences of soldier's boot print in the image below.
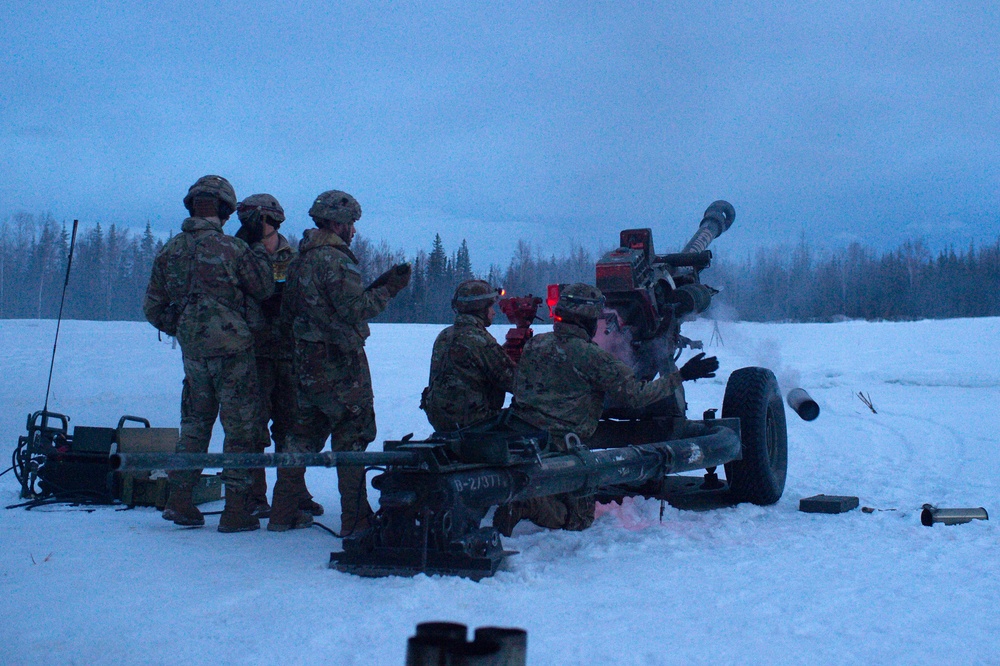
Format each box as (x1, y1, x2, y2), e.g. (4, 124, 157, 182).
(268, 467, 314, 532)
(218, 487, 261, 533)
(338, 465, 374, 534)
(162, 481, 204, 527)
(247, 468, 271, 518)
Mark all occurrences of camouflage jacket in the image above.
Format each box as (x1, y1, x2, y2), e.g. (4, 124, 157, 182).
(143, 217, 274, 359)
(253, 233, 296, 359)
(422, 313, 516, 431)
(511, 321, 681, 441)
(281, 228, 391, 351)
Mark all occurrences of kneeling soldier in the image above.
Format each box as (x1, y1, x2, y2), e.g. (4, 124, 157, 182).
(494, 282, 718, 535)
(421, 280, 515, 432)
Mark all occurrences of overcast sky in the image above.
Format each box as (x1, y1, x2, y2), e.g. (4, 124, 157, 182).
(3, 1, 998, 266)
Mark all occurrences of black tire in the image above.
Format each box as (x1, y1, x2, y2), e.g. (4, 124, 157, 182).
(722, 367, 788, 505)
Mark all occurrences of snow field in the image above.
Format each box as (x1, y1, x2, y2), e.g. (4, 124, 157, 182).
(1, 317, 998, 664)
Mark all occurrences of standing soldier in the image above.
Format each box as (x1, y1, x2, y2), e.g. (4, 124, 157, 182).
(271, 190, 411, 532)
(143, 175, 274, 533)
(421, 279, 515, 431)
(232, 194, 305, 518)
(494, 283, 718, 535)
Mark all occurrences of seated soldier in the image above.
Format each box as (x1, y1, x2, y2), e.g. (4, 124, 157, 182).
(494, 282, 718, 535)
(422, 280, 515, 431)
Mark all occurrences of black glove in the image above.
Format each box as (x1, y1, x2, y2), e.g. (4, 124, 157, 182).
(234, 218, 264, 245)
(679, 352, 719, 381)
(368, 266, 393, 290)
(370, 263, 412, 296)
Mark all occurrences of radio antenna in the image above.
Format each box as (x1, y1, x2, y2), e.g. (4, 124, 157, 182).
(42, 219, 79, 415)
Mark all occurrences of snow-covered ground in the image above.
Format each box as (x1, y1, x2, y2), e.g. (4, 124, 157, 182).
(2, 317, 998, 665)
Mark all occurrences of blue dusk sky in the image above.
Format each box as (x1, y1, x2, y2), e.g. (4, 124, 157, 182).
(2, 1, 998, 265)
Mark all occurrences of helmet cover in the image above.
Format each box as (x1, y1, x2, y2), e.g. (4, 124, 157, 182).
(308, 190, 361, 225)
(452, 279, 501, 314)
(554, 283, 605, 322)
(237, 193, 286, 227)
(183, 175, 237, 214)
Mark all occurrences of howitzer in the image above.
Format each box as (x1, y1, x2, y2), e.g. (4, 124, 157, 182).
(592, 200, 735, 382)
(111, 411, 749, 579)
(109, 200, 789, 580)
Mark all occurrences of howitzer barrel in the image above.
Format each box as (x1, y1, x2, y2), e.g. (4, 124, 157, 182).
(110, 450, 420, 472)
(511, 426, 741, 501)
(398, 426, 743, 510)
(681, 200, 735, 255)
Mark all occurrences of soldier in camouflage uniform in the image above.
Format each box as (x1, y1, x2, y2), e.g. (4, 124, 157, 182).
(143, 175, 274, 533)
(494, 283, 719, 536)
(421, 280, 515, 431)
(232, 194, 305, 519)
(271, 190, 412, 532)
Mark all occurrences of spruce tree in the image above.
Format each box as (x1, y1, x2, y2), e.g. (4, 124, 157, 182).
(455, 240, 473, 281)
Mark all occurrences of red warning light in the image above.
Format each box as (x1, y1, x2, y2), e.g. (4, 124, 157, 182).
(546, 284, 561, 319)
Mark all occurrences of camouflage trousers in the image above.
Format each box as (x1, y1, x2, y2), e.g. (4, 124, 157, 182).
(509, 424, 596, 531)
(517, 494, 596, 531)
(254, 355, 298, 453)
(286, 341, 376, 455)
(172, 349, 261, 491)
(285, 341, 377, 527)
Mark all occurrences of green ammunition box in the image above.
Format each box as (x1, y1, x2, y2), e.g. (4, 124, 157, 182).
(115, 425, 222, 507)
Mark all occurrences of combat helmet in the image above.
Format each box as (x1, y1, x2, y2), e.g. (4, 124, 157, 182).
(237, 193, 286, 228)
(309, 190, 361, 227)
(554, 283, 605, 323)
(452, 279, 501, 314)
(183, 175, 237, 217)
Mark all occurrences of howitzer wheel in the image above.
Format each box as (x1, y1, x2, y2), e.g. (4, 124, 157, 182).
(722, 367, 788, 505)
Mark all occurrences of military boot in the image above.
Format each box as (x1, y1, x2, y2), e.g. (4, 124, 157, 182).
(162, 483, 204, 527)
(268, 467, 314, 532)
(247, 468, 271, 518)
(218, 487, 261, 533)
(298, 483, 324, 517)
(492, 503, 522, 538)
(338, 466, 374, 535)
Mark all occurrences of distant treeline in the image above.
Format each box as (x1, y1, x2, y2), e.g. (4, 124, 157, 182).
(706, 237, 1000, 321)
(2, 212, 999, 324)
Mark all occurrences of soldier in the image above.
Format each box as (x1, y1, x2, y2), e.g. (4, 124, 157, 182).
(421, 279, 515, 432)
(271, 190, 411, 532)
(231, 194, 307, 518)
(143, 175, 274, 533)
(493, 282, 718, 536)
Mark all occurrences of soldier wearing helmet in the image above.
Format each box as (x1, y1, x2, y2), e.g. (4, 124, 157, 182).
(231, 194, 302, 519)
(421, 279, 516, 432)
(272, 190, 412, 533)
(143, 175, 274, 533)
(494, 282, 718, 536)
